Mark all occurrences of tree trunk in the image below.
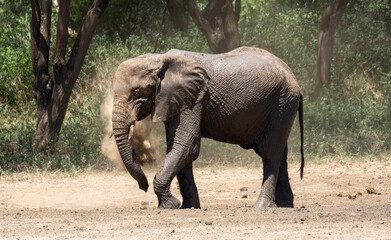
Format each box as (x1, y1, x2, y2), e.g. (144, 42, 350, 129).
(30, 0, 110, 151)
(185, 0, 241, 53)
(166, 0, 189, 30)
(315, 0, 349, 97)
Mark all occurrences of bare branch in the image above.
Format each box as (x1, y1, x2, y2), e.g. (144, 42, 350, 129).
(185, 0, 213, 36)
(166, 0, 189, 30)
(30, 0, 40, 76)
(66, 0, 111, 86)
(40, 0, 52, 67)
(234, 0, 241, 22)
(52, 0, 76, 39)
(30, 0, 53, 118)
(53, 0, 70, 77)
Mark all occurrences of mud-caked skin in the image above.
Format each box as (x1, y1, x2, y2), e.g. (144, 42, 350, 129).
(112, 47, 304, 209)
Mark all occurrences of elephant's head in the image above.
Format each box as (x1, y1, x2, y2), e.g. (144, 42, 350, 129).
(112, 53, 209, 191)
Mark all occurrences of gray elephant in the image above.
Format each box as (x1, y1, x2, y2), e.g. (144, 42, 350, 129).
(112, 47, 304, 209)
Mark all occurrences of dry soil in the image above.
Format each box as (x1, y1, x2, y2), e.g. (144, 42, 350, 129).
(1, 160, 391, 239)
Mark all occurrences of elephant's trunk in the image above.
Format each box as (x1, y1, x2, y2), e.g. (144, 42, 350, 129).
(112, 96, 149, 192)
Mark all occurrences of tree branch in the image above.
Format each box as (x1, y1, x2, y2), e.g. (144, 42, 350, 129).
(166, 0, 188, 30)
(52, 0, 77, 38)
(234, 0, 241, 22)
(66, 0, 110, 87)
(185, 0, 213, 36)
(39, 0, 52, 68)
(315, 0, 349, 97)
(30, 0, 40, 76)
(53, 0, 70, 78)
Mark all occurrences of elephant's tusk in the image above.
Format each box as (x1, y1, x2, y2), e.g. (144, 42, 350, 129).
(128, 124, 134, 141)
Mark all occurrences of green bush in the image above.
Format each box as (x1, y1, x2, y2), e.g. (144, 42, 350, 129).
(303, 71, 391, 157)
(0, 1, 33, 107)
(0, 87, 110, 172)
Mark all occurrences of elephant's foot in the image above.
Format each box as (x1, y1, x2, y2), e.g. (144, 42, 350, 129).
(275, 195, 293, 208)
(254, 196, 277, 208)
(275, 200, 293, 208)
(180, 198, 200, 209)
(158, 194, 181, 209)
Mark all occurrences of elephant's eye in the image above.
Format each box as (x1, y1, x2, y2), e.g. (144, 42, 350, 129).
(130, 88, 141, 99)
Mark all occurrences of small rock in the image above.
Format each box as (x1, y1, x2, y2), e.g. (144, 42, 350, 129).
(348, 192, 362, 199)
(337, 193, 343, 197)
(348, 194, 356, 199)
(240, 187, 248, 192)
(205, 221, 213, 225)
(141, 201, 149, 206)
(377, 221, 385, 224)
(242, 194, 248, 199)
(171, 230, 175, 233)
(366, 187, 381, 195)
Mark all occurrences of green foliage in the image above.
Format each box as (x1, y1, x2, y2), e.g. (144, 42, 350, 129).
(196, 139, 260, 167)
(335, 0, 391, 78)
(300, 71, 391, 157)
(0, 103, 35, 171)
(0, 0, 33, 106)
(0, 88, 111, 172)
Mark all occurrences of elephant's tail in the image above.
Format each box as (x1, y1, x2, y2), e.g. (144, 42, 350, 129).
(299, 94, 304, 179)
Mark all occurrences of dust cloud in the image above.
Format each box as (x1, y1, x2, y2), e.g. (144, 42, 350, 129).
(100, 93, 162, 170)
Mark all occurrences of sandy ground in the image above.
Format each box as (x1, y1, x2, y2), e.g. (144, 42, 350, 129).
(1, 160, 391, 239)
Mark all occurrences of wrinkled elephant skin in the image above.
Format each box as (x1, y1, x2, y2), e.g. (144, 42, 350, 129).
(112, 47, 304, 209)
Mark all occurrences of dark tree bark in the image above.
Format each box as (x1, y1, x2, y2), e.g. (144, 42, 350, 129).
(185, 0, 241, 53)
(30, 0, 110, 151)
(167, 0, 189, 30)
(315, 0, 349, 97)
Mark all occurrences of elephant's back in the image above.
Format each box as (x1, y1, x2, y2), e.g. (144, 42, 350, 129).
(169, 48, 301, 145)
(170, 48, 300, 96)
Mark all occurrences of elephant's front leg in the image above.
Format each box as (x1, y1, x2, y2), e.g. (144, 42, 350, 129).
(153, 147, 184, 209)
(153, 109, 201, 209)
(153, 142, 201, 209)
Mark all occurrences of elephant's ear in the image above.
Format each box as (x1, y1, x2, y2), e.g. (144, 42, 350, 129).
(151, 54, 209, 122)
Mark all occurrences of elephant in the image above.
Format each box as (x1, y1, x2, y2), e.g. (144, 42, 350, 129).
(112, 47, 304, 209)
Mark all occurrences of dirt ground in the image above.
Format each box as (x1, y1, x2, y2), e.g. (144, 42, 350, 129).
(1, 160, 391, 239)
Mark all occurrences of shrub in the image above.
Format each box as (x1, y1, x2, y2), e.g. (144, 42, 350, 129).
(0, 2, 33, 107)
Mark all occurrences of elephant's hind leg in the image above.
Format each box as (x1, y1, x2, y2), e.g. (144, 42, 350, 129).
(275, 145, 294, 207)
(177, 163, 201, 209)
(254, 106, 298, 208)
(253, 148, 283, 208)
